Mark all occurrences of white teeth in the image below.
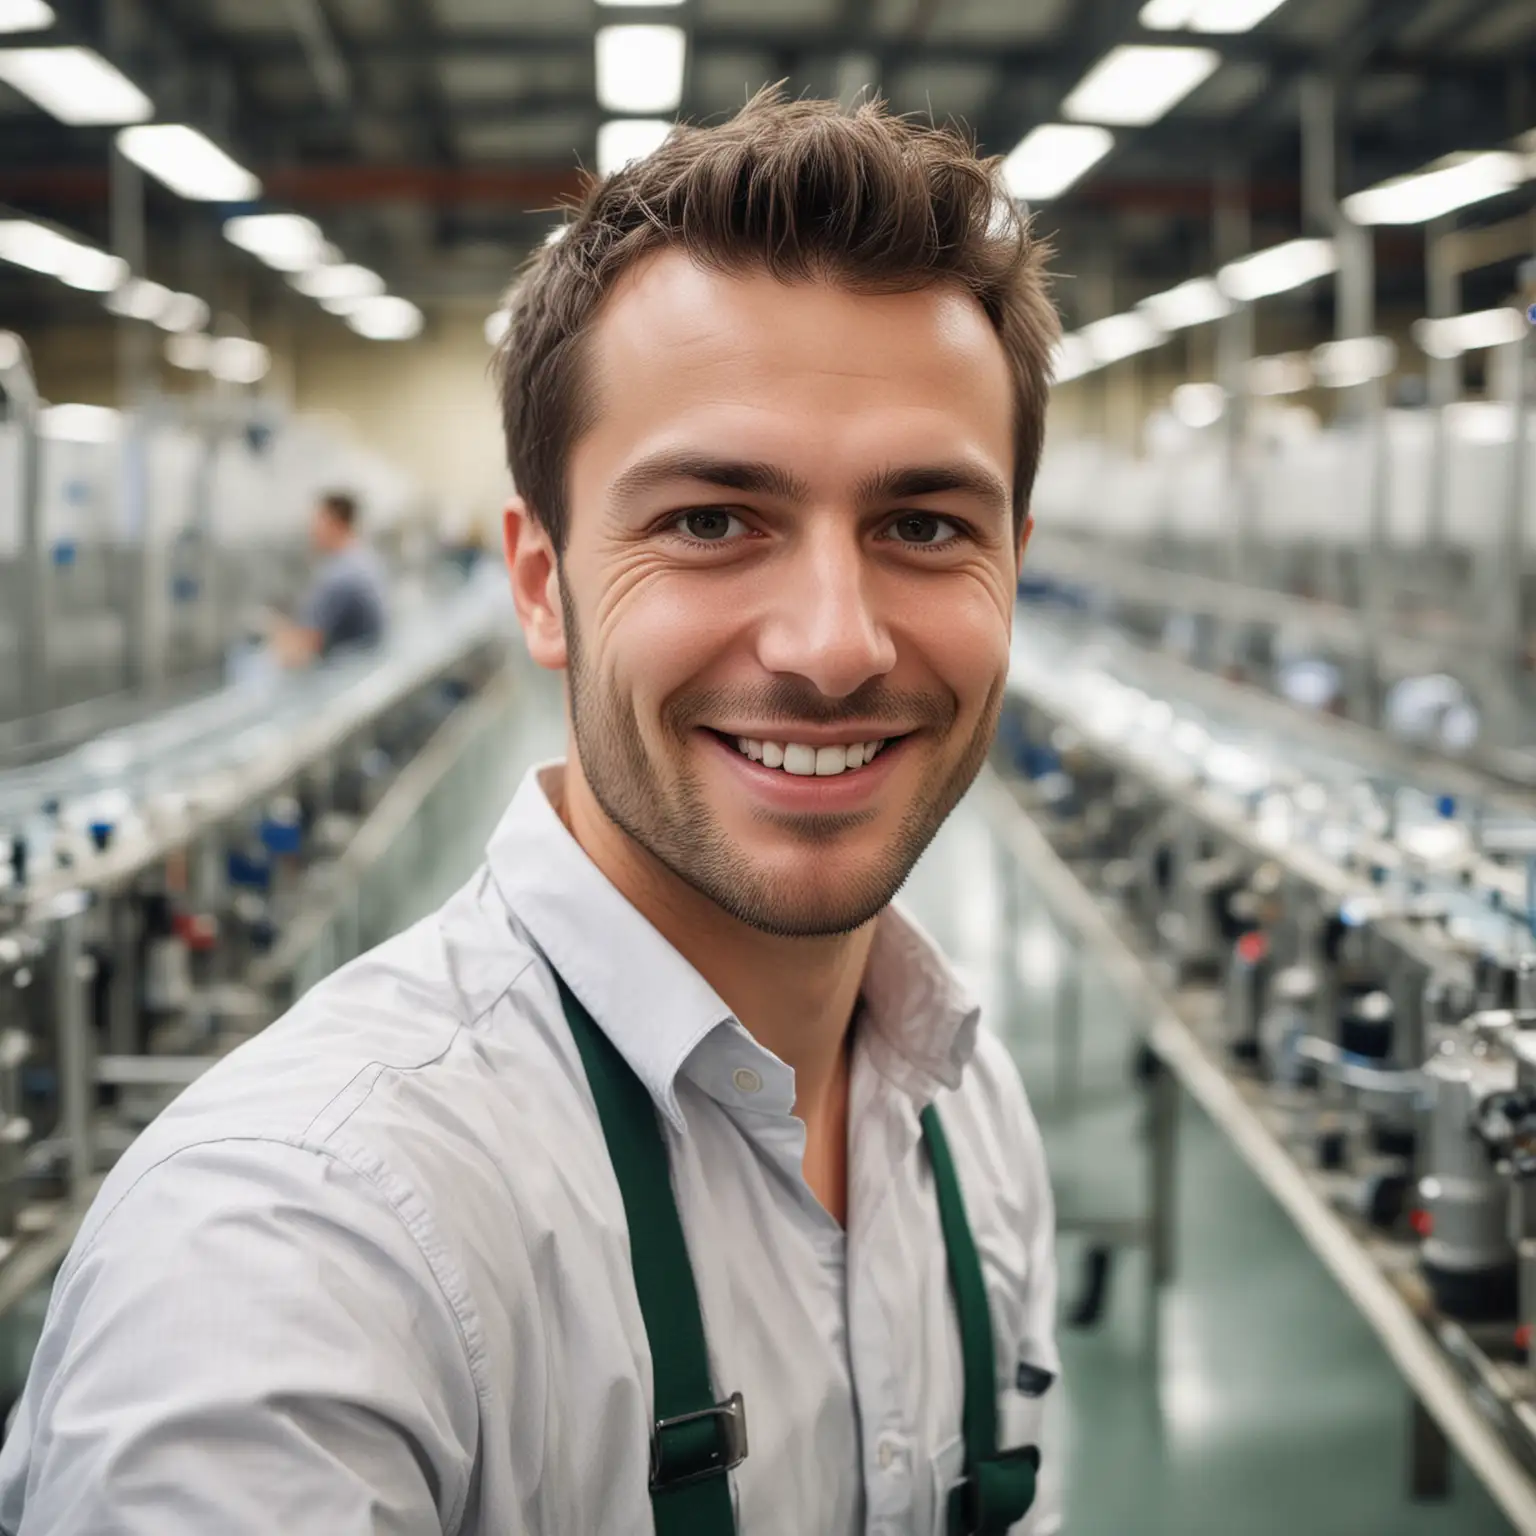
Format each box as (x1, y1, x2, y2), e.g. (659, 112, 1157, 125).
(728, 735, 890, 774)
(783, 744, 818, 776)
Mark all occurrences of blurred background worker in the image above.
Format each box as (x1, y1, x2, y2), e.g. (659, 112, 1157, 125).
(269, 491, 388, 666)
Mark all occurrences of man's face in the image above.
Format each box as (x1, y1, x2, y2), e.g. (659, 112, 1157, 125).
(515, 252, 1025, 938)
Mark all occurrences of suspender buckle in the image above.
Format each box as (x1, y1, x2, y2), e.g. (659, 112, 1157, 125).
(649, 1391, 750, 1493)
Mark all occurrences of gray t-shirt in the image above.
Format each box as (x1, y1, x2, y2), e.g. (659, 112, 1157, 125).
(301, 546, 388, 657)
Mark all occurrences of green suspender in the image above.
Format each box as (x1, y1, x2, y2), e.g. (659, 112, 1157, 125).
(557, 975, 747, 1534)
(921, 1104, 1042, 1535)
(557, 971, 1039, 1535)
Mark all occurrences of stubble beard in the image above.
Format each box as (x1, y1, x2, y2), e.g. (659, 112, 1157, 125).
(560, 577, 1003, 938)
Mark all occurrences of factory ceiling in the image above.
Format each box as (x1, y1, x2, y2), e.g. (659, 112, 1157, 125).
(0, 0, 1532, 324)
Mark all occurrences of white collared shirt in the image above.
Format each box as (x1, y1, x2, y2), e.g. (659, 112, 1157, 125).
(0, 763, 1060, 1536)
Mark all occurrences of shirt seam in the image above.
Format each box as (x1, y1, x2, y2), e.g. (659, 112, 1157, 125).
(66, 1132, 500, 1536)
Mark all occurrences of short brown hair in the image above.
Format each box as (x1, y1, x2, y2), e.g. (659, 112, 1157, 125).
(495, 89, 1058, 551)
(320, 491, 358, 529)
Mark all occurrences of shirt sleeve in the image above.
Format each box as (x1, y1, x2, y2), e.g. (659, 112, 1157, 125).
(0, 1138, 487, 1536)
(300, 568, 350, 642)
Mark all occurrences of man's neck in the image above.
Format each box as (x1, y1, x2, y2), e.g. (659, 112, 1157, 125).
(556, 755, 871, 1193)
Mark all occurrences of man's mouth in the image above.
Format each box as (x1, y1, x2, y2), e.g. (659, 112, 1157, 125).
(712, 732, 894, 777)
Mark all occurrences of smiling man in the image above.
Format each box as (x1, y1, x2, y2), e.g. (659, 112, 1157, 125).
(0, 94, 1061, 1536)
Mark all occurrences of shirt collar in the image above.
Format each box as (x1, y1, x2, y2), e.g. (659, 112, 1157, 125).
(485, 761, 980, 1126)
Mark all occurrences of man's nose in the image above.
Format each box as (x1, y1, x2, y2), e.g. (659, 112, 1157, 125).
(754, 526, 897, 699)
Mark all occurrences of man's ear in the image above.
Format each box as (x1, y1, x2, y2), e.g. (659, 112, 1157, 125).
(1016, 512, 1034, 572)
(503, 495, 568, 671)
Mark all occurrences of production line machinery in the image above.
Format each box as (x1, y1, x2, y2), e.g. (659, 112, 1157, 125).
(0, 566, 518, 1357)
(993, 597, 1536, 1530)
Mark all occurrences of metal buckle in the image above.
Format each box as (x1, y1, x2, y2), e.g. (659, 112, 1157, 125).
(648, 1391, 749, 1492)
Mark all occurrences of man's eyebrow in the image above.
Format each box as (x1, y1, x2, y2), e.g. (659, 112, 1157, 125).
(855, 463, 1011, 514)
(610, 452, 811, 504)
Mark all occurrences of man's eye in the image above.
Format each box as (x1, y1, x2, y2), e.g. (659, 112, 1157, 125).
(889, 513, 959, 546)
(676, 509, 744, 542)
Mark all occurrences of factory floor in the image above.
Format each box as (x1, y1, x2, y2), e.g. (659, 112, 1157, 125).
(427, 666, 1513, 1532)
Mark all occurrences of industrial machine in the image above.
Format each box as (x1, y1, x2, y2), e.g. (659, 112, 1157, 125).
(994, 597, 1536, 1526)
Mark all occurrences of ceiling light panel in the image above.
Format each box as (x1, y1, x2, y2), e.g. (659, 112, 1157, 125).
(597, 117, 672, 177)
(1081, 312, 1167, 364)
(0, 45, 151, 124)
(1310, 336, 1396, 388)
(1051, 335, 1095, 383)
(1413, 307, 1528, 359)
(0, 1, 56, 33)
(208, 336, 271, 384)
(1138, 276, 1232, 330)
(346, 296, 424, 341)
(103, 277, 172, 322)
(157, 292, 210, 333)
(117, 125, 261, 202)
(1342, 150, 1528, 226)
(596, 24, 686, 114)
(1062, 45, 1220, 127)
(224, 213, 326, 271)
(0, 219, 126, 291)
(1218, 237, 1336, 301)
(1139, 0, 1289, 33)
(1002, 123, 1115, 201)
(290, 263, 385, 301)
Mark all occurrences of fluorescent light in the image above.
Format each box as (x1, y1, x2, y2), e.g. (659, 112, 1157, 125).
(39, 403, 119, 442)
(224, 213, 326, 272)
(1218, 237, 1336, 301)
(1051, 334, 1095, 383)
(157, 291, 209, 333)
(1311, 335, 1396, 389)
(597, 118, 672, 177)
(164, 332, 212, 370)
(1080, 311, 1167, 364)
(208, 336, 270, 384)
(1138, 275, 1232, 330)
(1342, 151, 1528, 226)
(1002, 123, 1115, 201)
(1139, 0, 1289, 33)
(1247, 352, 1311, 395)
(0, 219, 126, 291)
(1413, 307, 1527, 359)
(103, 277, 172, 322)
(289, 262, 383, 301)
(1062, 45, 1220, 127)
(0, 2, 56, 34)
(319, 293, 373, 317)
(0, 46, 151, 125)
(1170, 382, 1226, 427)
(117, 124, 261, 202)
(346, 296, 423, 341)
(596, 24, 685, 114)
(484, 310, 511, 347)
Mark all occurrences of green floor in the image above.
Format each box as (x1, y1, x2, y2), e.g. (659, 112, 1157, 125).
(903, 797, 1513, 1535)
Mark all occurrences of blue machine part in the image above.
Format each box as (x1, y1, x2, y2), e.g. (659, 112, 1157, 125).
(50, 540, 77, 569)
(226, 849, 272, 890)
(260, 814, 303, 857)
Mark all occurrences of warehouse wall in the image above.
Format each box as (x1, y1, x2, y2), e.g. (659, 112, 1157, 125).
(21, 301, 512, 539)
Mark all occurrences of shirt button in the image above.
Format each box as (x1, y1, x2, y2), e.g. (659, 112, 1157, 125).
(732, 1066, 763, 1095)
